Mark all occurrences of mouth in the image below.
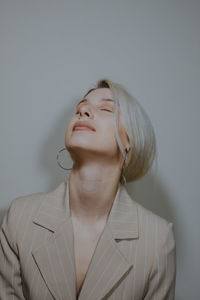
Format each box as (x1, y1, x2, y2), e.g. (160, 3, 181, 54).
(73, 121, 95, 132)
(73, 126, 94, 131)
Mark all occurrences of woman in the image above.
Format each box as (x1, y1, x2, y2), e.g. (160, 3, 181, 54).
(0, 79, 176, 300)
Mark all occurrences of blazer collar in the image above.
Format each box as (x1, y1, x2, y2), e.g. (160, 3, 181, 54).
(32, 179, 139, 239)
(32, 179, 139, 300)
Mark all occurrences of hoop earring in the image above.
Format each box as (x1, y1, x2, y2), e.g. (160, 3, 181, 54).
(56, 147, 73, 170)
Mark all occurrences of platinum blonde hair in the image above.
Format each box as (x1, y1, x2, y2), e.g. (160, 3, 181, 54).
(83, 78, 157, 185)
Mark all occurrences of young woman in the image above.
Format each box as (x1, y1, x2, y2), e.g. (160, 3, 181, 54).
(0, 79, 176, 299)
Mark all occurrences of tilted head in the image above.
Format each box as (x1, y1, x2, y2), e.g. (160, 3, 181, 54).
(65, 78, 157, 184)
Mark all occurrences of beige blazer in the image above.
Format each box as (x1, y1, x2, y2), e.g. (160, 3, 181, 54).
(0, 180, 176, 300)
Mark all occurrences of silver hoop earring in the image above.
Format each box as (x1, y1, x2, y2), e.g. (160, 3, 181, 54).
(56, 147, 72, 170)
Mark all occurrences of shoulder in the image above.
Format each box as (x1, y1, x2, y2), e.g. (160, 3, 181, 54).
(119, 184, 175, 245)
(1, 181, 66, 232)
(133, 199, 175, 254)
(5, 191, 48, 222)
(0, 182, 66, 251)
(0, 192, 44, 250)
(120, 184, 174, 237)
(121, 183, 175, 238)
(130, 198, 176, 278)
(136, 200, 174, 233)
(0, 191, 47, 240)
(5, 181, 66, 217)
(125, 198, 176, 298)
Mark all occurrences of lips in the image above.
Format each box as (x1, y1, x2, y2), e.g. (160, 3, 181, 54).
(73, 121, 95, 131)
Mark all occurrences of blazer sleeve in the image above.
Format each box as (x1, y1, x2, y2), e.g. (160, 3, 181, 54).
(0, 199, 26, 300)
(143, 222, 176, 300)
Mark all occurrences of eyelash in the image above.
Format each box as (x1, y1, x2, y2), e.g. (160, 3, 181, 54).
(75, 108, 112, 114)
(100, 109, 112, 112)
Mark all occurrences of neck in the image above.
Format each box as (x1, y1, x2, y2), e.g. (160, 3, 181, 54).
(68, 162, 121, 225)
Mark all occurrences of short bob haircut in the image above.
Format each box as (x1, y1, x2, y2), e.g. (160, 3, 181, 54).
(83, 78, 157, 185)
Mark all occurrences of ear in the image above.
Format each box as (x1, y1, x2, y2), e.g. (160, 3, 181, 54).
(125, 131, 131, 153)
(119, 128, 130, 154)
(118, 109, 131, 153)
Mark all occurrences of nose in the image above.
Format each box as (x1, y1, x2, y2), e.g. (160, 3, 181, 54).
(78, 104, 93, 118)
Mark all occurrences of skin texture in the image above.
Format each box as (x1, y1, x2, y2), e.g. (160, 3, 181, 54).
(65, 88, 130, 225)
(65, 88, 130, 296)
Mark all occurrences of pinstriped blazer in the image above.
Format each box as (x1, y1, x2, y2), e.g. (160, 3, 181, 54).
(0, 179, 176, 300)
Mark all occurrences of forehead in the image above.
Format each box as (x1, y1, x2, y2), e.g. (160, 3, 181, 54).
(87, 88, 113, 99)
(77, 88, 115, 107)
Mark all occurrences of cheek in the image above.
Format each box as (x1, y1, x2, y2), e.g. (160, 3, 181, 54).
(101, 122, 117, 144)
(101, 119, 114, 133)
(65, 125, 70, 139)
(65, 119, 74, 141)
(66, 116, 75, 133)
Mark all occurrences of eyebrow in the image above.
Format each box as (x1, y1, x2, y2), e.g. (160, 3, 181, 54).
(76, 98, 114, 107)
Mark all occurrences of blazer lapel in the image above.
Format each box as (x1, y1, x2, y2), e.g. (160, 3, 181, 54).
(32, 181, 76, 300)
(32, 179, 139, 300)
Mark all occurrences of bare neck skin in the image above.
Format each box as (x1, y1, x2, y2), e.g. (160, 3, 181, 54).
(68, 161, 121, 226)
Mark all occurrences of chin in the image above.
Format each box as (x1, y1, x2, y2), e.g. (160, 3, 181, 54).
(67, 138, 93, 149)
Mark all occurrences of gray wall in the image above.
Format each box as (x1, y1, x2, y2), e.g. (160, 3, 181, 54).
(0, 1, 199, 299)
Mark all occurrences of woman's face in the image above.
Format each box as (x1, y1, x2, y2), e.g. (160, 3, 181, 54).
(65, 88, 128, 164)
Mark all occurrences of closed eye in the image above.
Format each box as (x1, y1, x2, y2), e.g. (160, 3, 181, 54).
(100, 108, 112, 112)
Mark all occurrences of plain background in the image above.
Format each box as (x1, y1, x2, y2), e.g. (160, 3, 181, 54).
(0, 0, 199, 299)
